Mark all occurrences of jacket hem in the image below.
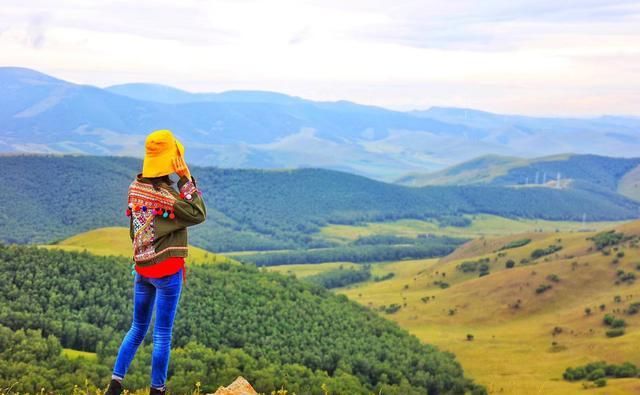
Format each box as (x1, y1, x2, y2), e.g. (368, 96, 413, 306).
(134, 247, 189, 266)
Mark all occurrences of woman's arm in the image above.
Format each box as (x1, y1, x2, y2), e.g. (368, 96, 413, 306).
(172, 175, 207, 226)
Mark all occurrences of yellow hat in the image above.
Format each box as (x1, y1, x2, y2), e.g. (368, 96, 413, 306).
(142, 129, 185, 178)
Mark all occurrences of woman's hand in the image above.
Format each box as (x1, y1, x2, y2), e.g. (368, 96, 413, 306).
(173, 156, 191, 180)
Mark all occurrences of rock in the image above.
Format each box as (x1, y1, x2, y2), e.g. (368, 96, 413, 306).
(209, 376, 258, 395)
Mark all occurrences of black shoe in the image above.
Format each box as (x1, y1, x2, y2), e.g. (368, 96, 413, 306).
(105, 379, 122, 395)
(150, 387, 166, 395)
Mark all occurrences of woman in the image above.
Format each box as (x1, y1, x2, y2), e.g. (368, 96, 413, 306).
(106, 130, 206, 395)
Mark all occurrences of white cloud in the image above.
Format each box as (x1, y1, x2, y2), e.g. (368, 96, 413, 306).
(0, 0, 639, 115)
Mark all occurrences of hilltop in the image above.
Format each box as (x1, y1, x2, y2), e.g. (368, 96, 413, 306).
(339, 220, 640, 394)
(397, 153, 640, 197)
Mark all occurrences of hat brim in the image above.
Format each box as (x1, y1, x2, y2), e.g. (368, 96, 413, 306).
(176, 139, 185, 157)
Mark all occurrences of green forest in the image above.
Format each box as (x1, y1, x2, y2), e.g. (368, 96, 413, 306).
(305, 265, 373, 289)
(0, 244, 484, 394)
(234, 235, 466, 266)
(1, 155, 638, 253)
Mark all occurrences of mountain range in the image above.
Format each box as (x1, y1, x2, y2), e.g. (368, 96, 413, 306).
(1, 67, 639, 181)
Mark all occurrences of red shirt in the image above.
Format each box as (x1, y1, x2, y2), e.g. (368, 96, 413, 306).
(135, 257, 186, 281)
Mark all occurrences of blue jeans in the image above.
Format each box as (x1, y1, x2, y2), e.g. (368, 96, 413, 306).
(112, 269, 183, 389)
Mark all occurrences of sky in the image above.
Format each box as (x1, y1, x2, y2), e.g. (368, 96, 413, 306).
(1, 0, 639, 116)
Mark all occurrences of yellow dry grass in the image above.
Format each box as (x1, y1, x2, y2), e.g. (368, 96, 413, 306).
(40, 227, 237, 265)
(339, 221, 640, 394)
(320, 214, 627, 242)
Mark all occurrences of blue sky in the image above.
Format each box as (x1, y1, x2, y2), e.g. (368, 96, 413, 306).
(1, 0, 639, 115)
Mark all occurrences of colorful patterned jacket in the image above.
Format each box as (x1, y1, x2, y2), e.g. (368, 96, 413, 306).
(127, 174, 206, 266)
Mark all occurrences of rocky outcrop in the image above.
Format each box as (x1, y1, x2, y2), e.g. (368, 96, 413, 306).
(210, 377, 258, 395)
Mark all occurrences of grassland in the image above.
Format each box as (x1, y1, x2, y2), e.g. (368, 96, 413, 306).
(40, 227, 237, 265)
(320, 214, 629, 242)
(397, 153, 573, 186)
(618, 164, 640, 202)
(338, 221, 640, 394)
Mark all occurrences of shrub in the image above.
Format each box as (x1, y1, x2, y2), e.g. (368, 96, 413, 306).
(611, 318, 626, 328)
(373, 272, 395, 282)
(563, 361, 638, 383)
(531, 245, 562, 259)
(615, 362, 638, 377)
(594, 378, 607, 387)
(384, 304, 402, 314)
(589, 231, 626, 250)
(546, 274, 560, 283)
(433, 281, 450, 289)
(606, 328, 625, 337)
(619, 272, 636, 284)
(626, 302, 640, 315)
(505, 260, 515, 269)
(535, 284, 552, 294)
(499, 239, 531, 251)
(457, 259, 490, 274)
(564, 366, 587, 381)
(587, 368, 606, 380)
(603, 314, 616, 325)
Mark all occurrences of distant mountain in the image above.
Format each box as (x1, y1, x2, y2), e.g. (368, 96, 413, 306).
(106, 83, 304, 105)
(397, 153, 640, 202)
(1, 67, 640, 180)
(1, 155, 639, 252)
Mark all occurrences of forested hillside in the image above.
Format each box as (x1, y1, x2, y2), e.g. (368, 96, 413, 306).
(1, 155, 638, 252)
(0, 244, 483, 394)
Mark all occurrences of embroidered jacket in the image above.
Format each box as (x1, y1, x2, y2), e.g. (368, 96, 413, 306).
(127, 174, 206, 266)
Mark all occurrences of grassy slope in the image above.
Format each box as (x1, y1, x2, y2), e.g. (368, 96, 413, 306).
(339, 221, 640, 395)
(397, 154, 571, 186)
(320, 214, 629, 242)
(40, 227, 237, 265)
(618, 164, 640, 202)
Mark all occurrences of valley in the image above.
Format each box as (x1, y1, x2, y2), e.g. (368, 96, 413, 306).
(30, 218, 640, 394)
(3, 152, 640, 394)
(331, 222, 640, 394)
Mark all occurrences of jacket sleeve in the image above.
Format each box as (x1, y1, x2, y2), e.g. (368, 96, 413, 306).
(172, 176, 207, 227)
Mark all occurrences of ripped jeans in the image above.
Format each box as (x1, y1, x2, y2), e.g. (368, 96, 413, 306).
(112, 268, 183, 389)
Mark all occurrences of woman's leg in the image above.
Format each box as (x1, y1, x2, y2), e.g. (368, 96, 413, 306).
(149, 269, 183, 390)
(112, 274, 156, 381)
